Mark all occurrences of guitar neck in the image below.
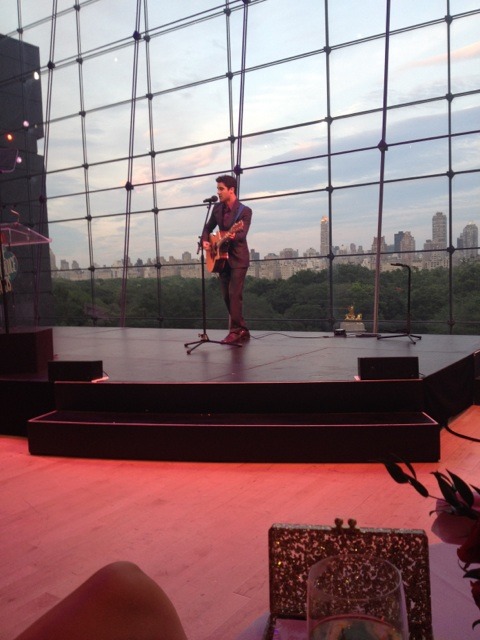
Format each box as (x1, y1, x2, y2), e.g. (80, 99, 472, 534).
(216, 233, 230, 251)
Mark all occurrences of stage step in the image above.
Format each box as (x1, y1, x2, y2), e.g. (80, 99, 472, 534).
(28, 407, 440, 463)
(27, 379, 441, 463)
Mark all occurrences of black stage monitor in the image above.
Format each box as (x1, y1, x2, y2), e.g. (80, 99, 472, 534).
(357, 356, 419, 380)
(48, 360, 104, 382)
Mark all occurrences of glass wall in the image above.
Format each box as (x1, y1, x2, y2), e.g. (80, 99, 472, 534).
(1, 0, 479, 331)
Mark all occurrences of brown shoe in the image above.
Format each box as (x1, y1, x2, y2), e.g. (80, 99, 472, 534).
(238, 328, 250, 340)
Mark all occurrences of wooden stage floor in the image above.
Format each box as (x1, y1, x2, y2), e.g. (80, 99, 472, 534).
(30, 326, 480, 384)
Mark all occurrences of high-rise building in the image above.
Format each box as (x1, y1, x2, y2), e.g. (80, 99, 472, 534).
(394, 231, 405, 254)
(432, 211, 447, 246)
(460, 222, 479, 259)
(370, 236, 387, 265)
(423, 211, 448, 269)
(278, 248, 299, 279)
(320, 216, 329, 255)
(248, 248, 260, 278)
(400, 231, 415, 265)
(320, 216, 329, 268)
(258, 253, 281, 280)
(279, 248, 298, 259)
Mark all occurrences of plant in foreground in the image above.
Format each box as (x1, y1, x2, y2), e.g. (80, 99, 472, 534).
(384, 459, 480, 629)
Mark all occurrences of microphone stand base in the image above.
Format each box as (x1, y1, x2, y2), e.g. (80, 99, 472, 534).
(184, 332, 242, 355)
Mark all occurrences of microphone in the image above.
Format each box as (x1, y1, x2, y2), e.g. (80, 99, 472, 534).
(391, 262, 406, 267)
(203, 195, 218, 203)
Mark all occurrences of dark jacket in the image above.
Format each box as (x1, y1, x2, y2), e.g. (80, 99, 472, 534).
(202, 199, 252, 268)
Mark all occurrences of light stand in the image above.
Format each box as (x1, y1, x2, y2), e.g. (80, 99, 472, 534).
(378, 262, 421, 344)
(184, 199, 241, 354)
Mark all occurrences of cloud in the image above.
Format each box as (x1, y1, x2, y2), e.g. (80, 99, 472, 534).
(411, 41, 480, 68)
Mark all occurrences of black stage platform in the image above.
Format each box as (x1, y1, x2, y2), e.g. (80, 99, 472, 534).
(0, 326, 475, 383)
(1, 327, 479, 463)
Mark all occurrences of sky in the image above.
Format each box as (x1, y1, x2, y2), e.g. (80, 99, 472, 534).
(2, 0, 480, 268)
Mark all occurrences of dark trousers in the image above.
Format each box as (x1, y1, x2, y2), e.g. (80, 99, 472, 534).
(218, 263, 248, 332)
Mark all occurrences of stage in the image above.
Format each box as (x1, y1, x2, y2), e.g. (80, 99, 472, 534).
(1, 325, 475, 383)
(1, 327, 479, 463)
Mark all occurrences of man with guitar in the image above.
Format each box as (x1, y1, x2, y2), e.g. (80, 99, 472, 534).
(202, 174, 252, 345)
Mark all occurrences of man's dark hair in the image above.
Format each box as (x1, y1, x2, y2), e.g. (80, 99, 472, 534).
(216, 174, 237, 193)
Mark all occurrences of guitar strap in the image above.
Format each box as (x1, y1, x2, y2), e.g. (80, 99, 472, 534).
(230, 203, 245, 228)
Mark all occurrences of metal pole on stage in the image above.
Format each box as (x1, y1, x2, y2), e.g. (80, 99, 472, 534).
(377, 262, 421, 344)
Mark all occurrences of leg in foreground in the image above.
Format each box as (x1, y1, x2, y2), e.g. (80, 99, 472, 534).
(14, 561, 188, 640)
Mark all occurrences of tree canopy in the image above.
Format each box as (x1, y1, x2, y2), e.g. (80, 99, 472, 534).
(51, 262, 480, 334)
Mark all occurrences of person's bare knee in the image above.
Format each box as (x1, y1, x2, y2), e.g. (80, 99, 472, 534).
(83, 561, 187, 638)
(88, 561, 149, 603)
(14, 561, 188, 640)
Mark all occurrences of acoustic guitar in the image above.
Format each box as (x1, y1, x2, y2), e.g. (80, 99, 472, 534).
(206, 220, 244, 273)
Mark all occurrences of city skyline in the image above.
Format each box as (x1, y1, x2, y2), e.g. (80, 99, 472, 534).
(51, 211, 479, 277)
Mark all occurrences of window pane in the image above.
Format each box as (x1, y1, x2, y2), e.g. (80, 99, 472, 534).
(3, 0, 21, 33)
(50, 12, 78, 63)
(243, 57, 327, 133)
(390, 1, 445, 30)
(389, 24, 447, 104)
(450, 13, 480, 94)
(48, 191, 87, 222)
(88, 184, 126, 214)
(387, 102, 448, 144)
(330, 40, 386, 115)
(382, 177, 449, 250)
(385, 138, 448, 180)
(82, 48, 138, 111)
(43, 119, 83, 170)
(152, 81, 229, 150)
(21, 21, 53, 68)
(243, 0, 325, 67)
(49, 66, 81, 120)
(50, 218, 90, 269)
(78, 0, 139, 53)
(331, 113, 383, 154)
(452, 173, 480, 238)
(332, 148, 379, 186)
(330, 184, 379, 251)
(328, 0, 387, 44)
(241, 123, 328, 167)
(148, 15, 226, 94)
(83, 105, 132, 164)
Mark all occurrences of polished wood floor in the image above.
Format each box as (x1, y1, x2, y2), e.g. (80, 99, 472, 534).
(1, 405, 480, 640)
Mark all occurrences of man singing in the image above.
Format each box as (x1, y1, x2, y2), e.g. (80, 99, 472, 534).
(202, 174, 252, 345)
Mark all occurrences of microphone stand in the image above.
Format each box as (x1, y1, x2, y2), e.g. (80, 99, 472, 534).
(184, 199, 241, 354)
(378, 262, 421, 344)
